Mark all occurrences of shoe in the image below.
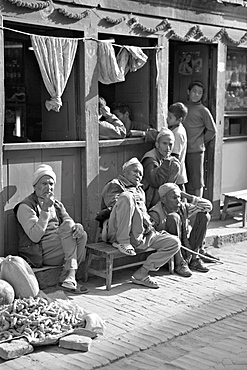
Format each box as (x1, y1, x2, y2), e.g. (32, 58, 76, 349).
(190, 258, 209, 273)
(131, 275, 159, 289)
(175, 260, 192, 277)
(112, 242, 136, 256)
(58, 279, 89, 294)
(200, 250, 220, 263)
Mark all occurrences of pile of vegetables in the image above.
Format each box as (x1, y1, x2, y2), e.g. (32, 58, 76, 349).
(0, 255, 91, 346)
(0, 296, 87, 345)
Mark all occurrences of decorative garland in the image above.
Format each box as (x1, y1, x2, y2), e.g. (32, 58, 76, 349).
(103, 16, 171, 34)
(5, 0, 50, 9)
(103, 16, 126, 25)
(57, 7, 90, 20)
(163, 20, 247, 46)
(3, 0, 247, 45)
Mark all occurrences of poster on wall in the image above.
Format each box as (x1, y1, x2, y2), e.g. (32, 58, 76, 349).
(178, 51, 202, 75)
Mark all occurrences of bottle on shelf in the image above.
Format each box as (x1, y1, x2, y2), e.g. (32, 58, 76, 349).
(225, 55, 232, 86)
(230, 55, 241, 87)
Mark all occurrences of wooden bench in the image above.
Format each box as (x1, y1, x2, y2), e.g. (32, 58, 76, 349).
(221, 190, 247, 227)
(82, 242, 174, 290)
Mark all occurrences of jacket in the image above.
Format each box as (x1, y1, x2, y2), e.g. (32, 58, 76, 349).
(14, 192, 67, 267)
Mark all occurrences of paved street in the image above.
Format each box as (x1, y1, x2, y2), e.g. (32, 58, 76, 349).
(0, 239, 247, 369)
(101, 305, 247, 370)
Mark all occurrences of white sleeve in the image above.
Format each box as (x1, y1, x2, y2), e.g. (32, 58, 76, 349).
(16, 203, 50, 243)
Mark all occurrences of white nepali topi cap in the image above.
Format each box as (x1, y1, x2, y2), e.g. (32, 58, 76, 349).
(122, 157, 142, 171)
(158, 183, 180, 198)
(33, 164, 56, 186)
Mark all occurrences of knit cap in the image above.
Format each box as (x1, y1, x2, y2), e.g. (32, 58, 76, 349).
(33, 164, 56, 186)
(158, 183, 180, 198)
(122, 157, 142, 171)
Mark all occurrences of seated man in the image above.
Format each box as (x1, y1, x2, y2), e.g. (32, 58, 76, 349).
(149, 183, 218, 274)
(99, 97, 126, 140)
(111, 102, 153, 138)
(141, 127, 180, 209)
(14, 164, 89, 294)
(100, 157, 182, 289)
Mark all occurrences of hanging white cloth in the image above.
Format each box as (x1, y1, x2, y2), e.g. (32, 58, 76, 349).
(98, 42, 148, 85)
(117, 46, 148, 75)
(30, 35, 78, 112)
(98, 41, 125, 84)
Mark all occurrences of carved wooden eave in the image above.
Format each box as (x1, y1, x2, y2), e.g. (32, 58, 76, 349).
(1, 0, 247, 33)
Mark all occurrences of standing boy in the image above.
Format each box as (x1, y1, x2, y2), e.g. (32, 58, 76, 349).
(167, 102, 188, 191)
(183, 81, 216, 197)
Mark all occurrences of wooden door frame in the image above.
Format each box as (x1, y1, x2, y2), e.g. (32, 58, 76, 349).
(0, 16, 4, 255)
(169, 40, 225, 218)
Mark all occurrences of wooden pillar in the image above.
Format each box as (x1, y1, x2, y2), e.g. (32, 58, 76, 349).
(212, 42, 226, 219)
(80, 27, 99, 242)
(0, 16, 4, 255)
(156, 34, 169, 130)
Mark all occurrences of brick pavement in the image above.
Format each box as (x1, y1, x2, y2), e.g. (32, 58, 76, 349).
(0, 238, 247, 369)
(101, 310, 247, 370)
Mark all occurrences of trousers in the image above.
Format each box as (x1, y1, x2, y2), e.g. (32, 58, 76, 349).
(107, 192, 180, 271)
(165, 211, 210, 261)
(41, 219, 87, 270)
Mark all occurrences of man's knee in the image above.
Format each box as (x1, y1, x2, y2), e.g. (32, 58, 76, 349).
(79, 230, 87, 245)
(117, 191, 135, 206)
(166, 212, 181, 235)
(59, 219, 75, 233)
(167, 212, 180, 224)
(158, 232, 181, 253)
(196, 212, 211, 226)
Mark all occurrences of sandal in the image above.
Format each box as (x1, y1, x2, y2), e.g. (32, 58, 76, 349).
(131, 275, 159, 289)
(58, 278, 89, 294)
(112, 242, 136, 256)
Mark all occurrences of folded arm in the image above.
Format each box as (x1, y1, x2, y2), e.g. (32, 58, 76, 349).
(143, 157, 180, 188)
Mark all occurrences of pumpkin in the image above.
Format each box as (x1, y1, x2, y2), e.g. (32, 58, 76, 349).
(1, 255, 39, 298)
(0, 279, 15, 306)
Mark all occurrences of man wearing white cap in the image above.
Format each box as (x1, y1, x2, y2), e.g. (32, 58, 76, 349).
(100, 157, 181, 289)
(149, 183, 218, 273)
(14, 164, 89, 294)
(141, 127, 180, 210)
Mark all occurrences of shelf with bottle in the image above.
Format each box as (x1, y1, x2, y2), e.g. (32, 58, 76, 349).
(4, 42, 24, 86)
(4, 61, 23, 86)
(224, 115, 247, 138)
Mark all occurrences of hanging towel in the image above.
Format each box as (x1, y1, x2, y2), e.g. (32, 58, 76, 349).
(117, 46, 148, 75)
(98, 41, 125, 84)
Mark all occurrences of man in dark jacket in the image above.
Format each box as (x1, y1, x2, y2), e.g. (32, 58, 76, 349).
(141, 128, 180, 209)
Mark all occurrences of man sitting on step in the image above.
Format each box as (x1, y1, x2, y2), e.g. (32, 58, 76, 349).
(148, 182, 219, 274)
(14, 164, 89, 294)
(99, 157, 190, 289)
